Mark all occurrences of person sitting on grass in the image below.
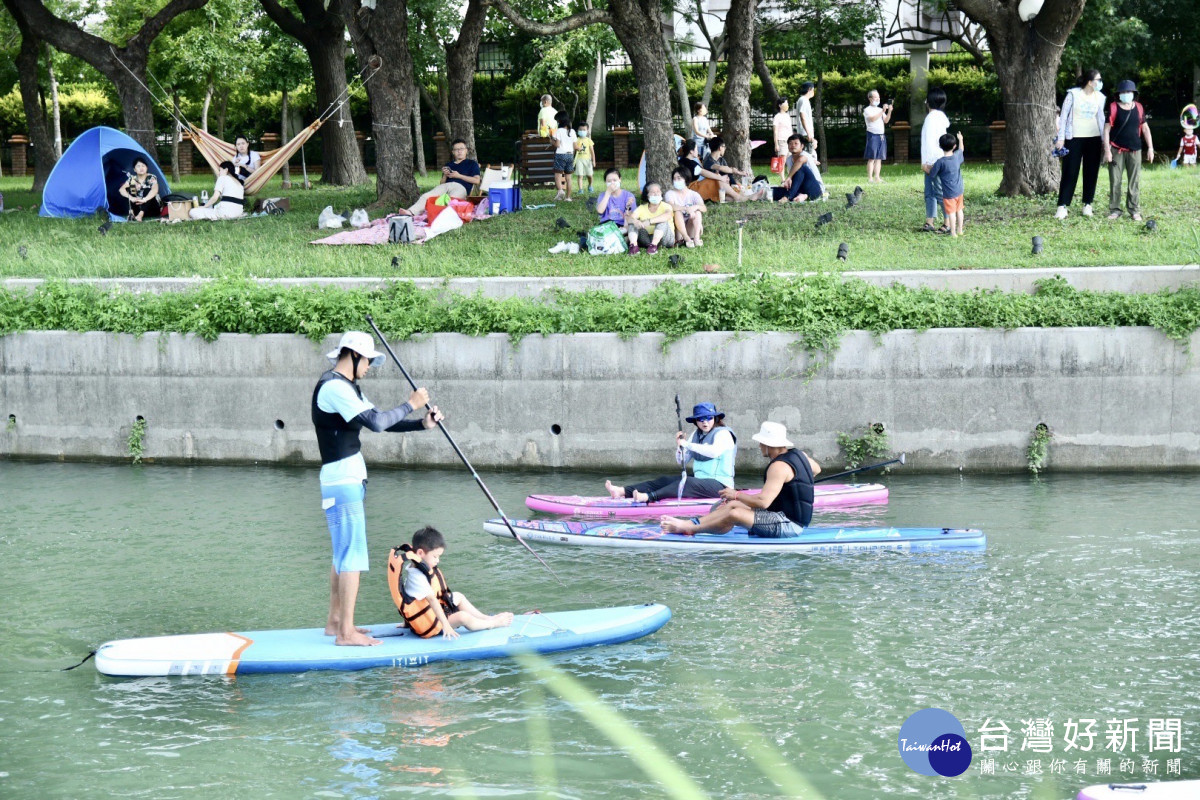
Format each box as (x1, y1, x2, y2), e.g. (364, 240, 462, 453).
(665, 166, 706, 247)
(624, 183, 676, 254)
(605, 402, 735, 503)
(119, 157, 161, 222)
(189, 161, 245, 220)
(389, 526, 513, 640)
(928, 131, 966, 237)
(773, 134, 823, 204)
(596, 167, 637, 231)
(399, 139, 480, 216)
(660, 421, 820, 538)
(702, 137, 765, 203)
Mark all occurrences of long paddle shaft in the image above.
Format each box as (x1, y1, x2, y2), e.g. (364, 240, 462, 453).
(816, 453, 906, 484)
(674, 395, 687, 501)
(364, 315, 562, 584)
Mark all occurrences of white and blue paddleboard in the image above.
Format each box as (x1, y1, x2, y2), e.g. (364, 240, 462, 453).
(1078, 782, 1200, 799)
(95, 603, 671, 677)
(485, 518, 985, 553)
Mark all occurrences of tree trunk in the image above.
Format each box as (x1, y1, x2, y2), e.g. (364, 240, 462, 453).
(44, 42, 62, 158)
(814, 70, 827, 173)
(171, 93, 181, 183)
(258, 0, 369, 186)
(955, 0, 1086, 196)
(4, 0, 208, 156)
(418, 81, 452, 136)
(585, 50, 602, 130)
(412, 83, 426, 176)
(15, 31, 55, 191)
(663, 24, 691, 128)
(752, 24, 779, 108)
(701, 44, 720, 109)
(201, 76, 213, 131)
(720, 0, 756, 171)
(611, 0, 676, 187)
(341, 0, 420, 208)
(445, 0, 486, 157)
(280, 87, 290, 184)
(986, 18, 1067, 195)
(217, 88, 228, 140)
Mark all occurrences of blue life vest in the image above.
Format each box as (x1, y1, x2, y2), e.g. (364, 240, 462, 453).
(688, 426, 737, 487)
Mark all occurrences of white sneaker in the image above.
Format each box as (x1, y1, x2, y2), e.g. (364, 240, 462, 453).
(554, 190, 565, 201)
(565, 243, 580, 254)
(1082, 204, 1093, 217)
(1055, 206, 1069, 220)
(548, 241, 568, 254)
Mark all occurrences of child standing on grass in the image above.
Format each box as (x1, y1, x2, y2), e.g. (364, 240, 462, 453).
(575, 121, 596, 194)
(537, 94, 557, 139)
(552, 111, 577, 202)
(928, 131, 965, 237)
(1177, 125, 1198, 167)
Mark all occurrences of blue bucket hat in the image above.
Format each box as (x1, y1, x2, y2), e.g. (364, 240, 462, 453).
(686, 402, 725, 424)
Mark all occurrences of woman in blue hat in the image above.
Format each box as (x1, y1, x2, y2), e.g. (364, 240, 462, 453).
(605, 402, 737, 504)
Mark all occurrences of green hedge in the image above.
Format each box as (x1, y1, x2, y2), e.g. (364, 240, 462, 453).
(2, 276, 1197, 354)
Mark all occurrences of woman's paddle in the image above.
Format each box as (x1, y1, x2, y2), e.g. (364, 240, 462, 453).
(816, 453, 906, 484)
(674, 395, 688, 500)
(365, 315, 561, 584)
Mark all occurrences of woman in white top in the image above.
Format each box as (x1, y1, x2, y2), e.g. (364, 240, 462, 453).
(1054, 69, 1107, 219)
(232, 135, 261, 182)
(190, 161, 245, 220)
(863, 90, 893, 184)
(691, 101, 714, 159)
(552, 110, 577, 202)
(920, 86, 951, 232)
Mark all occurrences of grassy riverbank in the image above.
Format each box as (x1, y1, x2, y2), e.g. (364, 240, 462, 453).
(2, 164, 1198, 278)
(2, 273, 1197, 348)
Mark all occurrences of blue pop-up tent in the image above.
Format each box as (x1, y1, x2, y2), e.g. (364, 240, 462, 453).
(39, 126, 171, 221)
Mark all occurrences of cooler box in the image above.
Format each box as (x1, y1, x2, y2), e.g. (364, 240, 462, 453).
(487, 184, 522, 215)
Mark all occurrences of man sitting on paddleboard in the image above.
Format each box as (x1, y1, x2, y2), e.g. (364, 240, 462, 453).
(313, 331, 444, 646)
(605, 402, 736, 504)
(661, 421, 820, 537)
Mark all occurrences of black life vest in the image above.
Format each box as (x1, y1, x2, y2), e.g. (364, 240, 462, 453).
(311, 370, 364, 465)
(763, 448, 815, 526)
(387, 544, 456, 638)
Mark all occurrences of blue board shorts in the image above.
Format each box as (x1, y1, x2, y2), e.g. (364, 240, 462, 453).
(748, 509, 806, 538)
(554, 153, 575, 173)
(322, 481, 369, 573)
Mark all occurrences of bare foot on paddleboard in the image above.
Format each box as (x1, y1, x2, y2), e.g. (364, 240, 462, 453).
(632, 490, 650, 504)
(335, 631, 382, 646)
(325, 624, 370, 636)
(491, 612, 515, 627)
(604, 480, 624, 499)
(660, 516, 695, 535)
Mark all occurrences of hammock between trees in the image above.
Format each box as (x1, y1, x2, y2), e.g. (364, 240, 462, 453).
(187, 122, 322, 196)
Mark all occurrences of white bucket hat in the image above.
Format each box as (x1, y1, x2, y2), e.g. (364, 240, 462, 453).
(326, 331, 385, 367)
(751, 421, 794, 449)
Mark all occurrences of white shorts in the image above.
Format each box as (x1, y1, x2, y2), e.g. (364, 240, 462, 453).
(1185, 154, 1198, 166)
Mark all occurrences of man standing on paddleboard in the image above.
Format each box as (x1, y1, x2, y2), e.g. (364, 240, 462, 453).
(313, 331, 444, 646)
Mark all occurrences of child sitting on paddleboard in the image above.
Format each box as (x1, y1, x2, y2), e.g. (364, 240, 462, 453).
(605, 402, 736, 504)
(388, 526, 513, 640)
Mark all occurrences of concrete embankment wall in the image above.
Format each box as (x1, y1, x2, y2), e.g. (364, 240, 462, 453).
(1, 329, 1197, 471)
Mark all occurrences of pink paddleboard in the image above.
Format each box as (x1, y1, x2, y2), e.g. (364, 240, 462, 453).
(526, 483, 888, 519)
(1077, 782, 1200, 799)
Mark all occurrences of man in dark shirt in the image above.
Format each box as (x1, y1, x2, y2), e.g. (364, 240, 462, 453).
(402, 139, 481, 215)
(1103, 79, 1155, 221)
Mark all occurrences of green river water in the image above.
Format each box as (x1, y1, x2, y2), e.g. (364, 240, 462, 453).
(1, 461, 1197, 799)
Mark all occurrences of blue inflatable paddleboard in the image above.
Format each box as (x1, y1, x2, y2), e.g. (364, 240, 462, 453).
(485, 518, 985, 553)
(95, 603, 671, 677)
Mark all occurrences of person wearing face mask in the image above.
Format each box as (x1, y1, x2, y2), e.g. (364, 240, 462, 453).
(1055, 69, 1107, 219)
(624, 182, 676, 254)
(1103, 80, 1154, 221)
(665, 167, 706, 247)
(596, 168, 637, 230)
(574, 123, 596, 194)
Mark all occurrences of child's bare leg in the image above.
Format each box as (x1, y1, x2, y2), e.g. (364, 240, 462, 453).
(447, 593, 514, 631)
(690, 216, 703, 242)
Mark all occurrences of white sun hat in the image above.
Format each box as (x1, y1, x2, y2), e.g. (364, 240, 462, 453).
(326, 331, 386, 367)
(750, 421, 794, 448)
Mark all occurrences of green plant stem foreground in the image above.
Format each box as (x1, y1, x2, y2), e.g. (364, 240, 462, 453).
(2, 165, 1198, 278)
(2, 274, 1197, 351)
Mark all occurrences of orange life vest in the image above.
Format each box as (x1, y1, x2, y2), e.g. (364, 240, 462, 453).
(387, 543, 454, 638)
